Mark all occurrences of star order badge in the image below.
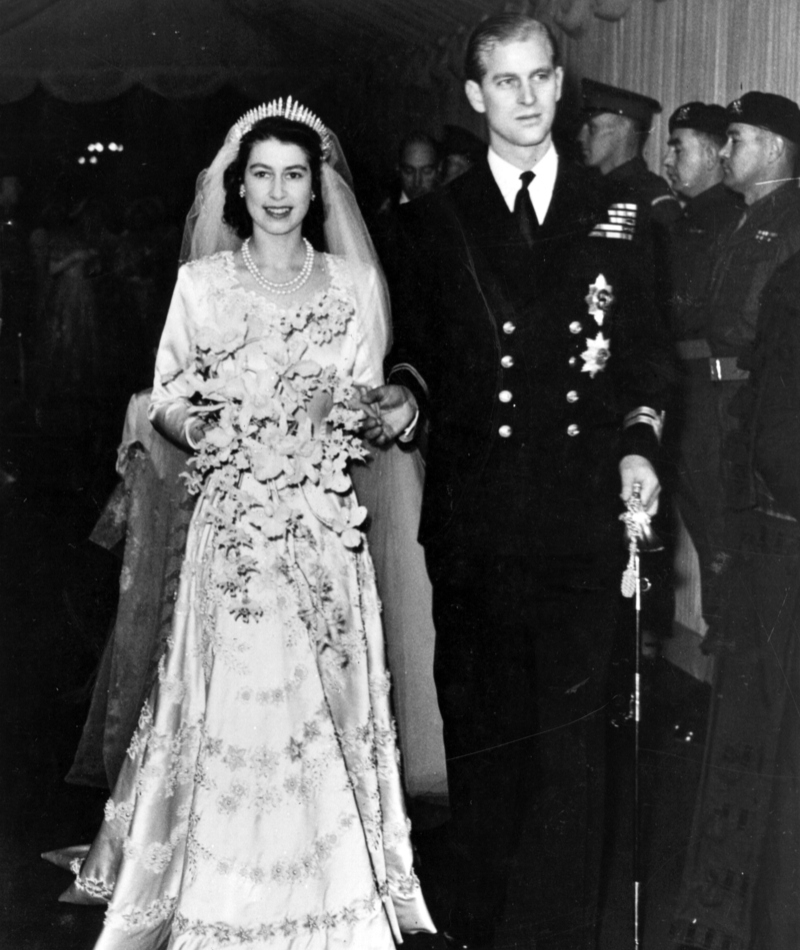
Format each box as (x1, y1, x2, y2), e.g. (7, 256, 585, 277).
(581, 332, 610, 377)
(585, 275, 615, 326)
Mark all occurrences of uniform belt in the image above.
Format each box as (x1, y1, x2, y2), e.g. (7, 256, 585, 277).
(675, 340, 749, 381)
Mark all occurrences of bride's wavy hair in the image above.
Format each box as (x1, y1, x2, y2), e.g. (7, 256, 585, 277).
(222, 116, 325, 248)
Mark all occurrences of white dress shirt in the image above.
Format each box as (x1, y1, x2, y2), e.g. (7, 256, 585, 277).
(394, 143, 560, 440)
(487, 143, 559, 225)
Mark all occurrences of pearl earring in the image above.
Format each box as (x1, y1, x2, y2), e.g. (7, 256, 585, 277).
(239, 184, 245, 198)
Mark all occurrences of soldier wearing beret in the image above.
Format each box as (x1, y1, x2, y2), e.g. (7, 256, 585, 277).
(664, 102, 741, 339)
(662, 103, 742, 609)
(578, 78, 681, 229)
(692, 90, 800, 626)
(363, 13, 672, 950)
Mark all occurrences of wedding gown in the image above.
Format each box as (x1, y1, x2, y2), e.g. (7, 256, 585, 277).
(62, 251, 433, 949)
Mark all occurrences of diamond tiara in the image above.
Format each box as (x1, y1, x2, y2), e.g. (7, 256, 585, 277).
(231, 96, 332, 158)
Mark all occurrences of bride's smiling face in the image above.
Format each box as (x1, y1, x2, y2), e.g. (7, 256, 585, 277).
(243, 138, 313, 238)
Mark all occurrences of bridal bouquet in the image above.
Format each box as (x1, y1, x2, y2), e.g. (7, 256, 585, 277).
(178, 300, 370, 621)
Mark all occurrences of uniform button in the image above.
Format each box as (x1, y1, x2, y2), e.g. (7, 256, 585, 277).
(569, 321, 582, 335)
(566, 390, 579, 403)
(501, 355, 515, 368)
(498, 425, 513, 438)
(498, 390, 513, 403)
(502, 321, 516, 335)
(567, 423, 580, 437)
(568, 356, 577, 366)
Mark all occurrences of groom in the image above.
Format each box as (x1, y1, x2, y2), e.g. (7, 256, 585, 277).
(363, 13, 672, 950)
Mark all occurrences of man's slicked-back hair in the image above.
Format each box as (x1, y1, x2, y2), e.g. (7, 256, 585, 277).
(464, 13, 560, 84)
(398, 131, 441, 164)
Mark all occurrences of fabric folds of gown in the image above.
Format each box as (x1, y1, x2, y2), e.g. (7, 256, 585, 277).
(350, 444, 447, 801)
(59, 252, 433, 949)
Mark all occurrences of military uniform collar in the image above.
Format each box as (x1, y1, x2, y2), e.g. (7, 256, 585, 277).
(743, 179, 800, 217)
(607, 156, 649, 181)
(687, 181, 740, 214)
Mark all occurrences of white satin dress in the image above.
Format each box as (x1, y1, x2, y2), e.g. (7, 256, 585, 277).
(63, 251, 434, 950)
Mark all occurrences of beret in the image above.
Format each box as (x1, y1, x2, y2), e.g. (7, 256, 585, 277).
(727, 91, 800, 144)
(668, 102, 729, 140)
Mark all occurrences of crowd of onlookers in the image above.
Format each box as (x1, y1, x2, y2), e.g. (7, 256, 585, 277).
(0, 175, 182, 492)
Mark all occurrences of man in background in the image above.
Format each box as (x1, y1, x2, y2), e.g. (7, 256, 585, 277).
(373, 131, 441, 265)
(393, 131, 441, 206)
(662, 102, 741, 624)
(578, 78, 681, 229)
(696, 90, 800, 629)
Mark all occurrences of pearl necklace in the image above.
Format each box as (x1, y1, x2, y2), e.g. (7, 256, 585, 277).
(241, 237, 315, 295)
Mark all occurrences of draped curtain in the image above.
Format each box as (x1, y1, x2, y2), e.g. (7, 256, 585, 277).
(558, 0, 800, 172)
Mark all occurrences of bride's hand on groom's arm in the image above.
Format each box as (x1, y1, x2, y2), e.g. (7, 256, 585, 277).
(358, 385, 418, 446)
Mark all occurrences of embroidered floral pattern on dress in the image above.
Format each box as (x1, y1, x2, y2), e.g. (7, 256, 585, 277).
(384, 819, 415, 846)
(177, 255, 370, 630)
(66, 253, 430, 946)
(122, 819, 188, 873)
(391, 870, 423, 898)
(172, 891, 381, 944)
(115, 895, 178, 931)
(271, 832, 339, 883)
(130, 711, 204, 799)
(157, 655, 189, 702)
(104, 799, 135, 824)
(237, 663, 308, 705)
(71, 865, 114, 902)
(369, 669, 392, 697)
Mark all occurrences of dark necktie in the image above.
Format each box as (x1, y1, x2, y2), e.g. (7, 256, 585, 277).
(514, 170, 538, 247)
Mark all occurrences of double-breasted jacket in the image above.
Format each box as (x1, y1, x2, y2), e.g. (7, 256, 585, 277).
(387, 157, 673, 567)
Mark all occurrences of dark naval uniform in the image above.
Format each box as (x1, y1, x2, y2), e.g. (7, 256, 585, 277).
(672, 252, 800, 950)
(387, 155, 672, 949)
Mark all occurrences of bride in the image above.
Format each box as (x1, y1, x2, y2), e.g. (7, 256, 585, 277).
(58, 99, 434, 950)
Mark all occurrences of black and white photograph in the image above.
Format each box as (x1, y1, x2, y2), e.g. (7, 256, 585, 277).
(1, 2, 799, 949)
